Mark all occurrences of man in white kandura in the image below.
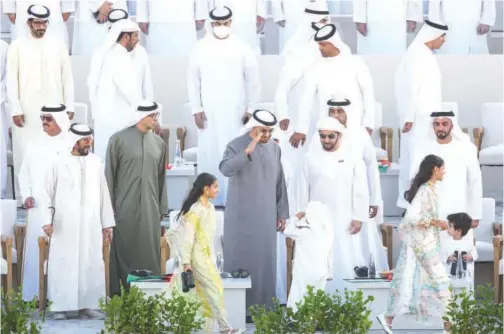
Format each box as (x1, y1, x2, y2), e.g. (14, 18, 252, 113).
(208, 0, 267, 53)
(271, 0, 330, 54)
(291, 116, 369, 294)
(353, 0, 423, 54)
(429, 0, 495, 54)
(72, 0, 128, 55)
(395, 19, 448, 209)
(18, 104, 71, 302)
(107, 9, 154, 102)
(87, 18, 141, 161)
(3, 0, 74, 47)
(136, 0, 208, 56)
(188, 6, 260, 206)
(42, 123, 115, 320)
(0, 40, 8, 199)
(284, 201, 334, 312)
(409, 110, 482, 284)
(7, 4, 74, 204)
(308, 97, 388, 272)
(289, 24, 376, 163)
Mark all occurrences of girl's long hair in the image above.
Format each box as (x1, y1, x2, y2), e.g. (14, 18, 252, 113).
(176, 173, 217, 221)
(404, 154, 444, 204)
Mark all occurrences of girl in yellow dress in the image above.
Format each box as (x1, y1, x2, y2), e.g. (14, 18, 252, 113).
(177, 173, 244, 334)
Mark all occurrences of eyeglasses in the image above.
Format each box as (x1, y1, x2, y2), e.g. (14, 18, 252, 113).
(319, 133, 337, 140)
(148, 112, 160, 120)
(260, 129, 274, 134)
(40, 115, 54, 122)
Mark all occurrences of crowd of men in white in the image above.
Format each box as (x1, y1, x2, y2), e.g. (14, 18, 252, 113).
(0, 0, 495, 321)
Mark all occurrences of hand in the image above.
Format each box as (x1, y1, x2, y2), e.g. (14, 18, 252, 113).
(289, 132, 306, 148)
(369, 206, 378, 218)
(471, 220, 479, 228)
(447, 255, 456, 262)
(349, 220, 362, 235)
(13, 115, 25, 127)
(24, 197, 35, 209)
(276, 219, 286, 232)
(279, 119, 290, 131)
(98, 13, 108, 23)
(477, 24, 490, 35)
(406, 20, 417, 33)
(195, 20, 205, 30)
(102, 227, 113, 242)
(245, 129, 261, 155)
(42, 224, 53, 237)
(256, 16, 265, 33)
(402, 122, 413, 133)
(366, 127, 373, 135)
(139, 22, 149, 35)
(194, 112, 207, 130)
(183, 264, 192, 272)
(67, 111, 74, 120)
(7, 14, 16, 24)
(463, 253, 473, 262)
(436, 220, 448, 230)
(295, 211, 305, 220)
(62, 12, 71, 21)
(241, 112, 252, 125)
(356, 23, 367, 36)
(276, 20, 286, 28)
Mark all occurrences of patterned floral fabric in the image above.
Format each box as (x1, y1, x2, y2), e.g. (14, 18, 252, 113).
(386, 183, 452, 321)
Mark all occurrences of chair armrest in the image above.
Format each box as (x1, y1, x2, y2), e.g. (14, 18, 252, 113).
(379, 127, 394, 162)
(1, 235, 13, 292)
(177, 126, 187, 153)
(380, 224, 394, 269)
(494, 223, 503, 236)
(103, 236, 110, 297)
(160, 237, 170, 275)
(38, 236, 49, 311)
(473, 127, 484, 154)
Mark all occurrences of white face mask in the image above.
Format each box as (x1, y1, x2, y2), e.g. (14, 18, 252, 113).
(214, 25, 231, 39)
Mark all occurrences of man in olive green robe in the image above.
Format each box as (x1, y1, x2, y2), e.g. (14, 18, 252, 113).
(105, 101, 168, 295)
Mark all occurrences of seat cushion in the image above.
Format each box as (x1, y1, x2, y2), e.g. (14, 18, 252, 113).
(183, 147, 197, 163)
(375, 147, 387, 160)
(475, 241, 494, 262)
(479, 144, 504, 166)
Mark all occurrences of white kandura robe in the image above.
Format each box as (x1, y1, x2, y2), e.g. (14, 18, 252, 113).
(395, 43, 442, 209)
(18, 133, 68, 301)
(353, 0, 423, 54)
(72, 0, 128, 56)
(44, 153, 115, 312)
(136, 0, 208, 57)
(429, 0, 496, 54)
(0, 40, 8, 199)
(131, 45, 154, 101)
(410, 139, 482, 285)
(90, 44, 140, 161)
(209, 0, 266, 53)
(7, 35, 74, 203)
(2, 0, 74, 48)
(187, 34, 260, 206)
(291, 147, 369, 294)
(440, 231, 478, 289)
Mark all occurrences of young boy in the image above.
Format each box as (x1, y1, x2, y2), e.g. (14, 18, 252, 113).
(441, 212, 478, 286)
(284, 201, 334, 312)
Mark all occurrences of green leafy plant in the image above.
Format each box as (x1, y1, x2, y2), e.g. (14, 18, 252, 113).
(291, 286, 335, 332)
(1, 287, 49, 334)
(162, 289, 204, 334)
(250, 297, 293, 334)
(443, 284, 503, 334)
(332, 289, 374, 333)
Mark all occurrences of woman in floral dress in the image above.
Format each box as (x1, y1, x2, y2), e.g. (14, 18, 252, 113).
(378, 154, 453, 333)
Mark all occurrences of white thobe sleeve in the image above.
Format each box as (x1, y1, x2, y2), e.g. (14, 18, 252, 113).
(466, 146, 483, 220)
(256, 0, 267, 18)
(355, 57, 376, 129)
(353, 0, 367, 23)
(273, 62, 303, 121)
(289, 157, 310, 217)
(469, 241, 478, 261)
(362, 132, 381, 206)
(135, 0, 149, 22)
(243, 47, 260, 114)
(406, 0, 424, 22)
(480, 0, 496, 26)
(400, 61, 423, 123)
(99, 163, 116, 228)
(187, 49, 203, 115)
(296, 71, 318, 135)
(89, 1, 107, 13)
(113, 58, 140, 109)
(43, 162, 58, 228)
(352, 159, 370, 223)
(61, 0, 75, 13)
(140, 50, 154, 101)
(18, 143, 33, 202)
(194, 0, 209, 20)
(6, 42, 23, 117)
(61, 45, 74, 111)
(271, 0, 285, 22)
(283, 218, 309, 239)
(427, 0, 442, 22)
(2, 0, 16, 13)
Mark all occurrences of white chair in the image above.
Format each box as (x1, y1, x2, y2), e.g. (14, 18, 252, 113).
(475, 197, 497, 262)
(479, 102, 504, 166)
(73, 102, 89, 125)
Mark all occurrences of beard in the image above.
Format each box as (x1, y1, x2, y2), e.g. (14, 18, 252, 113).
(322, 142, 337, 151)
(78, 146, 90, 156)
(436, 130, 451, 139)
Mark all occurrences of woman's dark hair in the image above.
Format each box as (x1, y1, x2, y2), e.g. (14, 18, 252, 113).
(404, 154, 444, 204)
(176, 173, 217, 221)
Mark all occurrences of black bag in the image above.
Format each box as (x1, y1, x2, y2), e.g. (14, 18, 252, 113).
(181, 270, 195, 293)
(450, 251, 468, 276)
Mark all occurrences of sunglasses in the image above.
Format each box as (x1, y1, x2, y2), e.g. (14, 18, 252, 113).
(148, 112, 160, 120)
(40, 115, 54, 122)
(260, 129, 274, 134)
(319, 133, 337, 140)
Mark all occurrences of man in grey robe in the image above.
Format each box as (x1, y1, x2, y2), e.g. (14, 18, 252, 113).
(219, 110, 289, 309)
(105, 101, 168, 295)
